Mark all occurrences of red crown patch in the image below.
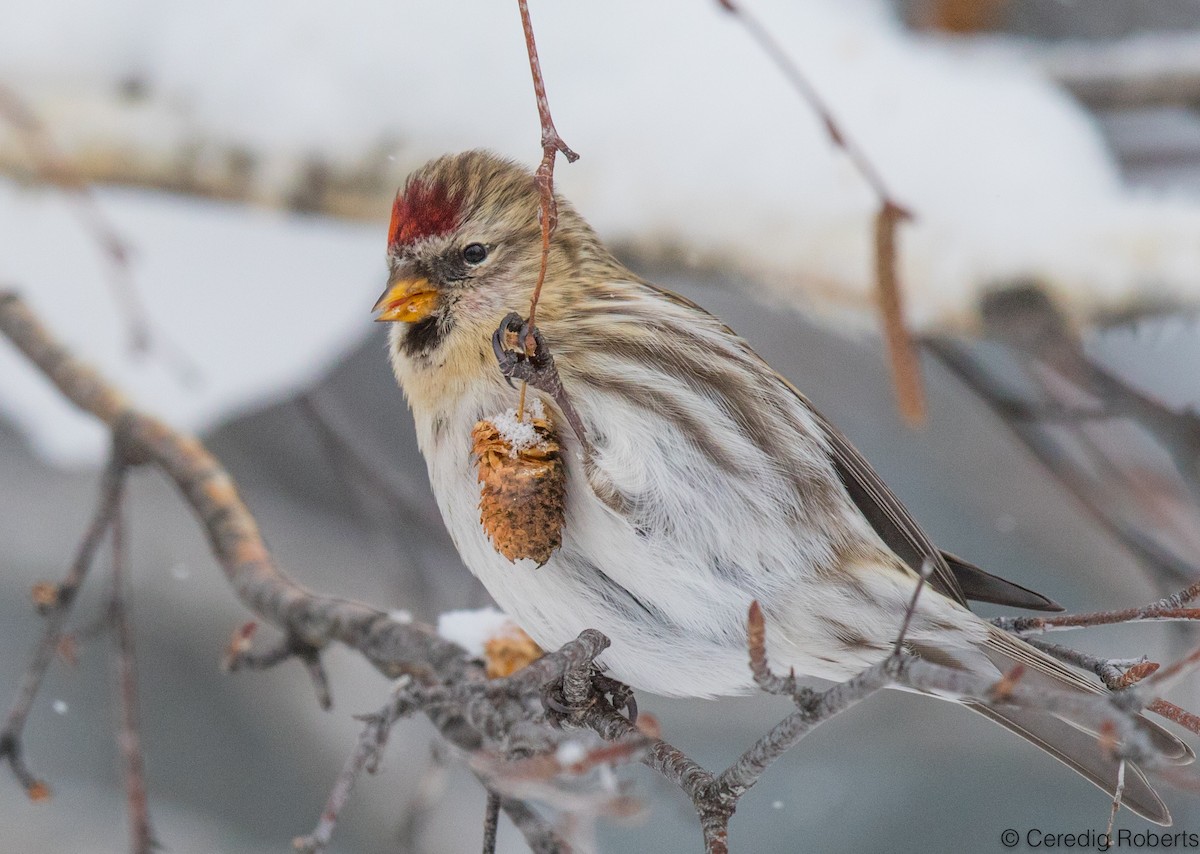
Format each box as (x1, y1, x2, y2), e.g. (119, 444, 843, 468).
(388, 180, 463, 250)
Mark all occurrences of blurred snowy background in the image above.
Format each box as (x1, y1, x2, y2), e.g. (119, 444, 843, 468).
(2, 0, 1200, 851)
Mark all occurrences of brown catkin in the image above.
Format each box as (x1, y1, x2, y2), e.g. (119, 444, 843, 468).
(483, 625, 545, 678)
(471, 411, 565, 566)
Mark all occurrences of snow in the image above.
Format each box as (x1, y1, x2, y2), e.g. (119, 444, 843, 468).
(436, 607, 518, 658)
(486, 399, 548, 456)
(2, 0, 1200, 464)
(555, 741, 587, 767)
(0, 183, 384, 466)
(387, 608, 413, 625)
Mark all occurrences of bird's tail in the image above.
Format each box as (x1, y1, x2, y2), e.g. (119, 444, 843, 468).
(970, 626, 1193, 826)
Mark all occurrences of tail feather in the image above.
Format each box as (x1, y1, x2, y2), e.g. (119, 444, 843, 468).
(968, 702, 1170, 824)
(972, 626, 1193, 826)
(985, 627, 1193, 763)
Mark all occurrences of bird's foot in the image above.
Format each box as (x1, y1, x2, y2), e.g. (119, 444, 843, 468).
(594, 673, 638, 724)
(541, 666, 638, 726)
(491, 312, 562, 397)
(491, 312, 593, 452)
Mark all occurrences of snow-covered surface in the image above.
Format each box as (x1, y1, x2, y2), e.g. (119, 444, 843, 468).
(3, 0, 1200, 466)
(436, 606, 519, 658)
(3, 0, 1200, 326)
(0, 182, 383, 466)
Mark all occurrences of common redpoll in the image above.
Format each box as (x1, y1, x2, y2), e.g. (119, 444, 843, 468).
(375, 151, 1191, 822)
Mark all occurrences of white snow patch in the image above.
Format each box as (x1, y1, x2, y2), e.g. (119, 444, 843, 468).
(0, 183, 383, 467)
(436, 607, 518, 658)
(387, 609, 413, 625)
(555, 740, 587, 767)
(486, 398, 548, 456)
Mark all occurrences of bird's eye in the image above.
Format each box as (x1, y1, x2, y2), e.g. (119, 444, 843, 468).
(462, 243, 488, 264)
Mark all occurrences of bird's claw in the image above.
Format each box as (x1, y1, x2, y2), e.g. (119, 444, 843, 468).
(491, 312, 561, 397)
(490, 311, 592, 452)
(540, 669, 638, 727)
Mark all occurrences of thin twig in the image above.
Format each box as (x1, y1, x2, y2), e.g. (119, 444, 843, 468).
(223, 624, 333, 711)
(1024, 638, 1159, 690)
(515, 0, 579, 417)
(482, 790, 501, 854)
(892, 556, 935, 655)
(715, 0, 923, 424)
(294, 680, 422, 853)
(995, 606, 1200, 635)
(0, 453, 125, 800)
(109, 494, 158, 853)
(1107, 760, 1127, 839)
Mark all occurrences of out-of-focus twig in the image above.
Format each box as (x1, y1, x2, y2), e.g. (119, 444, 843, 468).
(0, 453, 125, 801)
(1035, 31, 1200, 111)
(715, 0, 924, 424)
(925, 333, 1200, 587)
(0, 84, 149, 354)
(109, 496, 158, 854)
(0, 85, 199, 385)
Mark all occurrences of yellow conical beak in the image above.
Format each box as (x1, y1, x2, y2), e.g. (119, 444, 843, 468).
(373, 277, 439, 323)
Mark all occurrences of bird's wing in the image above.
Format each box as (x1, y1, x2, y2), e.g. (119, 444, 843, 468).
(790, 380, 1065, 612)
(810, 408, 970, 607)
(609, 282, 1058, 612)
(940, 550, 1062, 612)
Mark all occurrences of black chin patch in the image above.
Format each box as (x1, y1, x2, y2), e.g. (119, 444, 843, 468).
(401, 313, 451, 358)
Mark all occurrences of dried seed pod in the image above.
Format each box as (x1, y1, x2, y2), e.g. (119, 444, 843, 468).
(484, 624, 544, 678)
(471, 401, 566, 565)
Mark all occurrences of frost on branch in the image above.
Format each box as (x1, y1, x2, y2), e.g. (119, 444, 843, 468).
(471, 399, 565, 566)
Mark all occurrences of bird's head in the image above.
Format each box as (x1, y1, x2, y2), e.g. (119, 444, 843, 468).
(375, 150, 620, 371)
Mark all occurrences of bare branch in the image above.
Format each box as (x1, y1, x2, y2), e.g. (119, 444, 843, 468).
(293, 679, 422, 853)
(1025, 638, 1160, 691)
(0, 291, 578, 851)
(1035, 32, 1200, 111)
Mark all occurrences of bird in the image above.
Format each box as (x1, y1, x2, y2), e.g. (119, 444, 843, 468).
(375, 149, 1192, 823)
